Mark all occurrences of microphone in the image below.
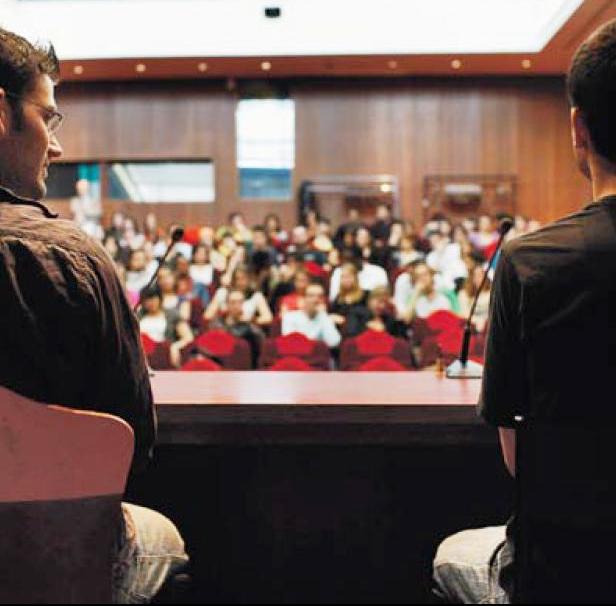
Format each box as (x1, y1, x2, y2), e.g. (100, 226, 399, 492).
(133, 224, 185, 314)
(446, 218, 513, 379)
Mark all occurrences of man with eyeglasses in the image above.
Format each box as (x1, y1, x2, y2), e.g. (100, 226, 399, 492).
(0, 27, 188, 603)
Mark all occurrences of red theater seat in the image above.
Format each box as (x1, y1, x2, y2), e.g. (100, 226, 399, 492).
(181, 357, 223, 371)
(267, 357, 317, 371)
(259, 332, 330, 369)
(182, 330, 251, 370)
(340, 330, 413, 370)
(140, 334, 174, 370)
(425, 310, 465, 334)
(357, 356, 408, 371)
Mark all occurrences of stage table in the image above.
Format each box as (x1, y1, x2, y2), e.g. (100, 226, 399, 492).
(143, 371, 507, 603)
(152, 371, 487, 446)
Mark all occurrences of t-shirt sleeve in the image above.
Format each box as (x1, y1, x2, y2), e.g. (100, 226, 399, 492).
(478, 245, 525, 428)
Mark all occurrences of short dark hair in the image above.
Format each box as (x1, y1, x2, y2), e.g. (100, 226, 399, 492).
(140, 285, 162, 303)
(0, 28, 60, 125)
(567, 19, 616, 164)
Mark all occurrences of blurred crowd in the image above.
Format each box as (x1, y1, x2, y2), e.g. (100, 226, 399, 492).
(91, 205, 540, 368)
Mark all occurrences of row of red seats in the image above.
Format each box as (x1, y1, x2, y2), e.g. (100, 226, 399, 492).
(141, 309, 486, 371)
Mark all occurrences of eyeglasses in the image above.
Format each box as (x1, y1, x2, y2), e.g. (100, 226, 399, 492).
(4, 91, 64, 135)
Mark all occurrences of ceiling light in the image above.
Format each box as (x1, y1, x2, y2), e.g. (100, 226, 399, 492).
(197, 62, 208, 72)
(451, 59, 462, 70)
(261, 61, 272, 71)
(73, 65, 84, 75)
(135, 63, 147, 73)
(521, 59, 532, 69)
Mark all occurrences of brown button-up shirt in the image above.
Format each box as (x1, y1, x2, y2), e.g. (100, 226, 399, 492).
(0, 188, 155, 473)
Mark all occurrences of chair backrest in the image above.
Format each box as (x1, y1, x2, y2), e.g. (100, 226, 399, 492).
(194, 330, 252, 370)
(357, 356, 407, 371)
(267, 356, 316, 371)
(260, 333, 330, 369)
(340, 331, 413, 370)
(0, 386, 134, 604)
(514, 419, 616, 603)
(181, 357, 224, 371)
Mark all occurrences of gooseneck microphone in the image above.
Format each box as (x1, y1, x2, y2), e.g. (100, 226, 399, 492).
(133, 225, 184, 314)
(446, 218, 514, 379)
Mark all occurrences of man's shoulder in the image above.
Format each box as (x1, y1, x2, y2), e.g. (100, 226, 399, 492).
(502, 207, 597, 282)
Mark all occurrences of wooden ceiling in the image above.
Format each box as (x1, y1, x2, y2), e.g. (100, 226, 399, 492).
(59, 0, 616, 82)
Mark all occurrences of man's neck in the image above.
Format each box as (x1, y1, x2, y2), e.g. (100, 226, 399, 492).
(590, 156, 616, 201)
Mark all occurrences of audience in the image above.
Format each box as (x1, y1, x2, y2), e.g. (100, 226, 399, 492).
(90, 206, 537, 369)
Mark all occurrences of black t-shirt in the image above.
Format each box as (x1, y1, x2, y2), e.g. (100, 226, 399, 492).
(480, 196, 616, 425)
(479, 196, 616, 597)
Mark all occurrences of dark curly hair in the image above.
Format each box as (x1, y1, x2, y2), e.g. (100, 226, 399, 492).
(0, 27, 60, 127)
(567, 18, 616, 165)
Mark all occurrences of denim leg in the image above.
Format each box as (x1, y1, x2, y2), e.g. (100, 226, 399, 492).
(433, 526, 509, 604)
(112, 503, 189, 604)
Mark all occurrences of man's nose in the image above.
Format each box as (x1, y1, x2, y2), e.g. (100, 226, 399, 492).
(48, 133, 63, 159)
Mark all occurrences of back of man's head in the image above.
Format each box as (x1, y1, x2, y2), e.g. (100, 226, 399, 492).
(0, 28, 59, 125)
(567, 19, 616, 166)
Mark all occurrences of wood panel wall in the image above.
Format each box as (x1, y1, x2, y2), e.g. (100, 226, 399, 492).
(52, 77, 591, 230)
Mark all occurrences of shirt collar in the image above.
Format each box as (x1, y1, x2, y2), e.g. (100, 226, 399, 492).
(0, 185, 59, 218)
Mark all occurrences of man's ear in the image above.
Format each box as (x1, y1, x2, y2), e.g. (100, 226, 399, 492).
(571, 106, 590, 150)
(0, 88, 10, 137)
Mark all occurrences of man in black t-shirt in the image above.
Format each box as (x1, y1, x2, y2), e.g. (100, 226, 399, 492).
(433, 18, 616, 603)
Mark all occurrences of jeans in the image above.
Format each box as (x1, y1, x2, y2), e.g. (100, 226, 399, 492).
(433, 526, 511, 604)
(112, 503, 189, 604)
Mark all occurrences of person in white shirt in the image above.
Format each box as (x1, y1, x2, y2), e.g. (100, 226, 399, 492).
(282, 283, 341, 348)
(400, 261, 453, 323)
(329, 251, 388, 302)
(425, 231, 468, 291)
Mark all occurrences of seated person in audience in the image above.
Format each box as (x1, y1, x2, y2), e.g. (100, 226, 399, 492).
(401, 261, 454, 322)
(458, 262, 491, 332)
(138, 286, 193, 367)
(189, 243, 214, 287)
(119, 216, 146, 251)
(356, 224, 391, 268)
(263, 212, 289, 251)
(329, 262, 369, 329)
(333, 207, 363, 249)
(209, 288, 263, 368)
(269, 250, 304, 312)
(329, 246, 389, 302)
(250, 225, 278, 267)
(279, 268, 311, 314)
(205, 264, 273, 327)
(426, 230, 468, 291)
(228, 211, 252, 245)
(470, 214, 498, 252)
(393, 234, 424, 268)
(313, 217, 335, 256)
(290, 224, 327, 265)
(125, 248, 157, 307)
(188, 243, 214, 305)
(346, 286, 407, 338)
(156, 265, 191, 321)
(282, 282, 341, 348)
(371, 203, 394, 242)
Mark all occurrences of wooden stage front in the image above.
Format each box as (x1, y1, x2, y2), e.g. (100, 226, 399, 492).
(130, 372, 511, 603)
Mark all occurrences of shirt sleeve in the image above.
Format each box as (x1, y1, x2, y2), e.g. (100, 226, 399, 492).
(319, 312, 342, 348)
(89, 251, 157, 474)
(477, 245, 526, 428)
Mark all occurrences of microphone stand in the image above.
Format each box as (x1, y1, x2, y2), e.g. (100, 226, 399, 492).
(446, 219, 513, 379)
